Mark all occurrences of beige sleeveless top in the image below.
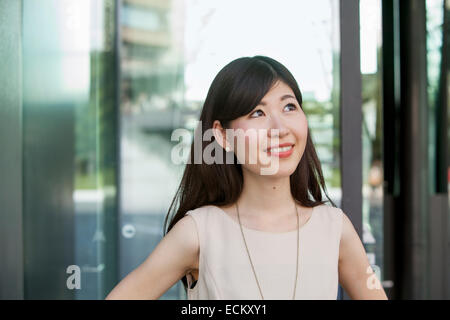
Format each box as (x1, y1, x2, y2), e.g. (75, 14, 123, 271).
(185, 203, 343, 300)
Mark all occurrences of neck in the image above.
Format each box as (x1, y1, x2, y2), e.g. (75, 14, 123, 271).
(237, 167, 297, 219)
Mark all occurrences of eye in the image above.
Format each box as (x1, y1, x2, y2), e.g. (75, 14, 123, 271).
(249, 103, 297, 118)
(249, 109, 264, 118)
(284, 103, 298, 111)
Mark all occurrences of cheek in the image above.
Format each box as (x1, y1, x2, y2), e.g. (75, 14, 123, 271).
(230, 126, 265, 165)
(296, 128, 308, 157)
(300, 125, 308, 141)
(234, 130, 260, 155)
(296, 116, 309, 139)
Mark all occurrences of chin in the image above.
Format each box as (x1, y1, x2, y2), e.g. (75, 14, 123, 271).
(256, 163, 298, 177)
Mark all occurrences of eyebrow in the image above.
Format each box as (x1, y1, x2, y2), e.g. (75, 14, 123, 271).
(257, 94, 296, 106)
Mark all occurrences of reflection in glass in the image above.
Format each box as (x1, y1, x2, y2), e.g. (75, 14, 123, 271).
(359, 0, 384, 285)
(73, 0, 119, 300)
(426, 0, 445, 195)
(22, 0, 118, 299)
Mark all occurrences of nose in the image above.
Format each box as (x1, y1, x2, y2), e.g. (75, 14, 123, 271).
(267, 115, 289, 138)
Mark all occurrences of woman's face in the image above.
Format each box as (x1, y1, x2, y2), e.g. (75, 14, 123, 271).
(227, 80, 308, 177)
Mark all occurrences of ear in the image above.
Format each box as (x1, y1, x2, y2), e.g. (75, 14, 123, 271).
(212, 120, 231, 152)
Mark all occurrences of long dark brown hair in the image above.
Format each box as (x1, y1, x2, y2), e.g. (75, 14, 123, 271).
(163, 55, 336, 292)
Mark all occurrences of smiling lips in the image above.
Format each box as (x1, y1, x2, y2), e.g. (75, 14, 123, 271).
(265, 143, 295, 158)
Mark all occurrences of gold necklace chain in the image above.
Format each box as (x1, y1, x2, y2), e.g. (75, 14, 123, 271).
(236, 201, 300, 300)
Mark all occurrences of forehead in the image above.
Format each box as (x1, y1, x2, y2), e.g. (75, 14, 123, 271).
(258, 81, 296, 105)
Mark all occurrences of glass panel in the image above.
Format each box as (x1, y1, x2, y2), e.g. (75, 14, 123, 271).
(119, 0, 341, 299)
(426, 3, 449, 287)
(447, 0, 450, 205)
(426, 0, 445, 195)
(359, 0, 385, 286)
(22, 0, 118, 299)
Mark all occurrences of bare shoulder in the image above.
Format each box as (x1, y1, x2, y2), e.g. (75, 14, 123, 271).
(337, 209, 362, 262)
(340, 210, 356, 239)
(321, 205, 357, 251)
(171, 214, 200, 249)
(168, 214, 200, 272)
(320, 204, 345, 222)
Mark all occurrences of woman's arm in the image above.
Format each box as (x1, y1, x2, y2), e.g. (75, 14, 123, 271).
(105, 215, 199, 300)
(338, 211, 388, 300)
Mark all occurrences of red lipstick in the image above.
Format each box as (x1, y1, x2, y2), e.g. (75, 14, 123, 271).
(266, 143, 294, 158)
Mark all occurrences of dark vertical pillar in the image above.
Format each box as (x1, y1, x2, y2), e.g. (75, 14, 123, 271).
(381, 0, 401, 300)
(0, 0, 24, 300)
(398, 0, 430, 300)
(339, 0, 363, 300)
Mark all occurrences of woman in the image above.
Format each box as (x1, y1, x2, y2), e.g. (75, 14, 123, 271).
(106, 56, 388, 300)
